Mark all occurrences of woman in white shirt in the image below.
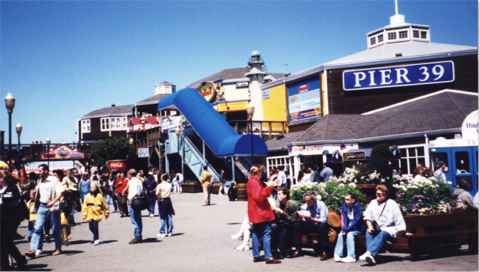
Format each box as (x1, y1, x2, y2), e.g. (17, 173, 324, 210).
(156, 174, 175, 239)
(360, 185, 406, 266)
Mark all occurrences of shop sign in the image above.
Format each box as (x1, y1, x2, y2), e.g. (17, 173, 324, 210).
(343, 61, 455, 91)
(287, 78, 321, 122)
(106, 160, 127, 171)
(137, 148, 150, 158)
(461, 110, 479, 142)
(343, 151, 366, 161)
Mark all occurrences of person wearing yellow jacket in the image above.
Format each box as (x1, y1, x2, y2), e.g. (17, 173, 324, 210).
(81, 183, 109, 245)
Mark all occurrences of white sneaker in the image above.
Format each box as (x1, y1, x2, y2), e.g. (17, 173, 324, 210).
(359, 251, 370, 261)
(166, 233, 173, 237)
(93, 240, 101, 246)
(365, 255, 376, 265)
(341, 256, 357, 263)
(157, 233, 165, 240)
(334, 255, 342, 262)
(35, 250, 42, 257)
(149, 214, 154, 217)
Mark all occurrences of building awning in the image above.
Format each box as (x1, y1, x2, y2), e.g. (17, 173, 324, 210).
(158, 88, 267, 157)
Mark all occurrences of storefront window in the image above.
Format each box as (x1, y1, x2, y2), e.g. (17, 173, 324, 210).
(431, 152, 448, 171)
(398, 144, 426, 175)
(455, 152, 470, 174)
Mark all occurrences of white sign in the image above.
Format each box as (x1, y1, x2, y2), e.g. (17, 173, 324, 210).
(137, 148, 150, 158)
(461, 110, 479, 144)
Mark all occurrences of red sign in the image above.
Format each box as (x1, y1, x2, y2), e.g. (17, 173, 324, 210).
(106, 160, 127, 171)
(128, 115, 160, 132)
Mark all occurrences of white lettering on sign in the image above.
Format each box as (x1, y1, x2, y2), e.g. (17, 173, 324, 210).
(353, 72, 367, 87)
(395, 68, 410, 84)
(368, 70, 376, 86)
(380, 69, 393, 85)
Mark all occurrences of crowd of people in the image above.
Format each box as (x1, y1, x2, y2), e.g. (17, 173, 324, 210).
(244, 163, 479, 266)
(0, 163, 180, 270)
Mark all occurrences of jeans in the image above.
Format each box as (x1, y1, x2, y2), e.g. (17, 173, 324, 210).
(50, 209, 62, 251)
(27, 221, 35, 239)
(251, 222, 273, 259)
(334, 230, 360, 258)
(271, 222, 294, 256)
(366, 230, 391, 256)
(159, 214, 173, 234)
(147, 194, 156, 215)
(128, 205, 142, 240)
(31, 205, 49, 252)
(89, 220, 99, 241)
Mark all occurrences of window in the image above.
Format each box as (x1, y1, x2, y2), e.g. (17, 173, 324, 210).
(397, 144, 427, 175)
(399, 30, 408, 39)
(455, 152, 470, 174)
(100, 117, 110, 131)
(110, 116, 128, 131)
(388, 32, 396, 40)
(413, 30, 419, 38)
(80, 119, 91, 133)
(267, 155, 295, 182)
(421, 31, 427, 39)
(370, 36, 376, 46)
(377, 34, 384, 43)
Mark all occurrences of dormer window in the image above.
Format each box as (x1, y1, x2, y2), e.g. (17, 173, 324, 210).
(413, 30, 419, 38)
(399, 30, 408, 39)
(388, 32, 397, 40)
(370, 36, 376, 46)
(378, 34, 384, 43)
(421, 31, 427, 39)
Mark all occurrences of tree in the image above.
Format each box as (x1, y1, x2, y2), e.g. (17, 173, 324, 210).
(89, 137, 134, 166)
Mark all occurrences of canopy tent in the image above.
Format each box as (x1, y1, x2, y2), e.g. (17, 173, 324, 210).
(158, 88, 267, 157)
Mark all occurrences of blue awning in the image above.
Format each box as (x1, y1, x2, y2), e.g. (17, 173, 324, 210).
(158, 88, 268, 157)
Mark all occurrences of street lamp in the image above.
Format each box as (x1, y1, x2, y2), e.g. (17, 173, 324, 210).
(4, 93, 15, 162)
(16, 123, 23, 152)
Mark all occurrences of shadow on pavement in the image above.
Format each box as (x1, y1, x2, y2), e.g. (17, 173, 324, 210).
(141, 238, 161, 243)
(61, 250, 84, 256)
(226, 222, 241, 225)
(20, 263, 51, 271)
(68, 240, 91, 245)
(99, 240, 118, 245)
(171, 233, 184, 237)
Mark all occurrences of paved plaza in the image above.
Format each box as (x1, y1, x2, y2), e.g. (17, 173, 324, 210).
(15, 193, 479, 272)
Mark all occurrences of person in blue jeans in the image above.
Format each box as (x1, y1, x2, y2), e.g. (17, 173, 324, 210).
(334, 193, 363, 263)
(155, 174, 175, 239)
(124, 169, 144, 244)
(360, 185, 406, 266)
(143, 173, 157, 217)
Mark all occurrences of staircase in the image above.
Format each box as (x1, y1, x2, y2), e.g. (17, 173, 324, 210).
(166, 129, 221, 183)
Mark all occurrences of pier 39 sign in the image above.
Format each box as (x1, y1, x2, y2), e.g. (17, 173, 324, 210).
(342, 61, 455, 91)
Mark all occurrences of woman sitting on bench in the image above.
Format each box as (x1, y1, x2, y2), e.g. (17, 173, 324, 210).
(334, 192, 363, 263)
(360, 185, 406, 266)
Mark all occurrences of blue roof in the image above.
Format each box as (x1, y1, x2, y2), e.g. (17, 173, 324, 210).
(158, 88, 267, 157)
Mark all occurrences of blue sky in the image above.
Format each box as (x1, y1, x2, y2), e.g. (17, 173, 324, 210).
(0, 0, 477, 144)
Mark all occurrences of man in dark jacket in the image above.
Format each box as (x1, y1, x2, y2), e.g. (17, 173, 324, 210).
(143, 173, 157, 217)
(0, 171, 27, 270)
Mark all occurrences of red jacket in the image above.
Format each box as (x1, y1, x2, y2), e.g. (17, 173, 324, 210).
(114, 177, 128, 194)
(247, 175, 275, 224)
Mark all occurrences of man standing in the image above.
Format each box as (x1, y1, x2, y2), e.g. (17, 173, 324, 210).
(200, 166, 212, 206)
(277, 166, 288, 188)
(124, 169, 144, 244)
(115, 173, 129, 217)
(26, 164, 64, 258)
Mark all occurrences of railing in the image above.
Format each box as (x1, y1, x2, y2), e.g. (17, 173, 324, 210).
(228, 120, 288, 137)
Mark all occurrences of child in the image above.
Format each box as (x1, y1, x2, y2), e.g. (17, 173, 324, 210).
(81, 183, 109, 245)
(26, 190, 37, 242)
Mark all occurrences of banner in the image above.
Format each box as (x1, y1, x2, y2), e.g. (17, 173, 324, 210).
(287, 78, 321, 122)
(343, 61, 455, 91)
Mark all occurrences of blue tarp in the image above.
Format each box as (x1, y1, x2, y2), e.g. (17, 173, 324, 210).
(158, 88, 268, 157)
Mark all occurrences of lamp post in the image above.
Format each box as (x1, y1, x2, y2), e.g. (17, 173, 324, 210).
(46, 138, 51, 169)
(16, 123, 23, 152)
(246, 104, 255, 163)
(4, 93, 15, 163)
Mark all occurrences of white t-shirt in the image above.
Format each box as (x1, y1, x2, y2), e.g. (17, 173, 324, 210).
(364, 199, 406, 237)
(156, 182, 172, 199)
(127, 177, 143, 201)
(277, 171, 287, 186)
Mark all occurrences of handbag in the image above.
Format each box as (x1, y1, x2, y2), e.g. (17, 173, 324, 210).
(131, 193, 147, 211)
(370, 201, 387, 235)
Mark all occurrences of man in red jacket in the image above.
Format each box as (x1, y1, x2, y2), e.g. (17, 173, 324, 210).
(114, 173, 129, 217)
(247, 165, 281, 264)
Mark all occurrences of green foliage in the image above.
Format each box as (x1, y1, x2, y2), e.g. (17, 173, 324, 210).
(90, 137, 134, 166)
(290, 181, 366, 212)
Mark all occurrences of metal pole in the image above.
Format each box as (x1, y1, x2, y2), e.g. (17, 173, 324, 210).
(8, 112, 12, 160)
(231, 156, 235, 182)
(17, 133, 20, 152)
(47, 142, 50, 169)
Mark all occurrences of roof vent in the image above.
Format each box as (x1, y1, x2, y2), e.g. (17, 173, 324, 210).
(395, 53, 403, 57)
